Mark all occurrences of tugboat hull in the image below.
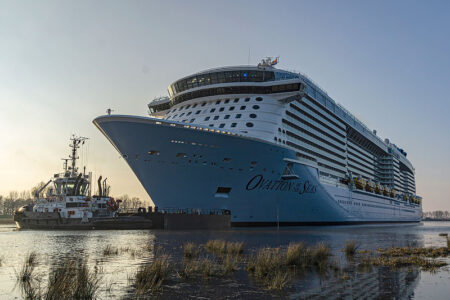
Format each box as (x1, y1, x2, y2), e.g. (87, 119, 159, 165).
(14, 211, 153, 230)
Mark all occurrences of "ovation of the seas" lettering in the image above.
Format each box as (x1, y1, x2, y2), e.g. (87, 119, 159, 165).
(245, 174, 317, 194)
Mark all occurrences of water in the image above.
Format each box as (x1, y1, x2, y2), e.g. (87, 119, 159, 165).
(0, 222, 449, 299)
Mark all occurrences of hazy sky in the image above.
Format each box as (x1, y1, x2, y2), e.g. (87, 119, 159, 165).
(0, 0, 449, 211)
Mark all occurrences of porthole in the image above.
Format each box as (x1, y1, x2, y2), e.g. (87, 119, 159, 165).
(196, 110, 201, 114)
(219, 107, 225, 112)
(245, 97, 250, 102)
(229, 106, 235, 111)
(253, 105, 260, 109)
(278, 128, 281, 132)
(209, 124, 214, 127)
(234, 98, 239, 103)
(213, 116, 219, 120)
(216, 100, 221, 105)
(246, 122, 254, 128)
(224, 115, 230, 119)
(240, 106, 246, 110)
(224, 99, 230, 104)
(249, 113, 257, 119)
(201, 102, 206, 106)
(187, 112, 192, 116)
(231, 123, 237, 128)
(204, 116, 210, 121)
(210, 108, 216, 113)
(256, 97, 263, 101)
(219, 123, 225, 128)
(190, 118, 195, 123)
(236, 114, 242, 119)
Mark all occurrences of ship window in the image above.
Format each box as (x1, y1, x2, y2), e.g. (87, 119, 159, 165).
(213, 116, 219, 120)
(210, 108, 216, 113)
(246, 122, 254, 127)
(229, 106, 235, 111)
(251, 161, 257, 165)
(187, 112, 192, 116)
(224, 99, 230, 104)
(245, 97, 250, 102)
(234, 98, 239, 103)
(148, 150, 160, 155)
(274, 137, 277, 141)
(219, 107, 225, 112)
(219, 123, 225, 128)
(209, 124, 214, 127)
(249, 113, 257, 118)
(204, 116, 210, 121)
(186, 105, 191, 109)
(224, 115, 230, 119)
(196, 110, 201, 114)
(278, 128, 281, 132)
(182, 119, 187, 122)
(216, 100, 221, 104)
(236, 114, 242, 119)
(256, 97, 263, 101)
(201, 102, 206, 106)
(176, 153, 187, 158)
(240, 106, 246, 110)
(223, 158, 232, 162)
(190, 119, 195, 123)
(253, 105, 260, 109)
(215, 187, 231, 198)
(231, 123, 237, 127)
(179, 113, 185, 117)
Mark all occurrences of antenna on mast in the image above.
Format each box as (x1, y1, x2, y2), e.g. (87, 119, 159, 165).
(68, 135, 89, 177)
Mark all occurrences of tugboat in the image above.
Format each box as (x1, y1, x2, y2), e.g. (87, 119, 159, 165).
(14, 135, 153, 230)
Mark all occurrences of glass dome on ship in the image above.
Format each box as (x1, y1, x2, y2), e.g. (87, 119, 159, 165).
(94, 57, 423, 226)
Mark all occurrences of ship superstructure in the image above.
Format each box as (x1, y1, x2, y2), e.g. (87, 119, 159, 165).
(94, 58, 422, 225)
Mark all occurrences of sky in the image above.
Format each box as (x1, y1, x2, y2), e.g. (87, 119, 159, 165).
(0, 0, 449, 211)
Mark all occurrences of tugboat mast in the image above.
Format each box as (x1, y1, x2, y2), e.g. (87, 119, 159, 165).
(68, 135, 88, 177)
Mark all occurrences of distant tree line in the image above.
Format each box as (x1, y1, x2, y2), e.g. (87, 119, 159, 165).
(0, 182, 149, 216)
(423, 211, 450, 220)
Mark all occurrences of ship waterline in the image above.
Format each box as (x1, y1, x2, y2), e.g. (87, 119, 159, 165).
(94, 60, 422, 225)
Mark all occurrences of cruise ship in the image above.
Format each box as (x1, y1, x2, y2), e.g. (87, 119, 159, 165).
(94, 58, 422, 225)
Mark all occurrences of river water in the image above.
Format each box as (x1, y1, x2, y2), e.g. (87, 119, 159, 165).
(0, 222, 449, 299)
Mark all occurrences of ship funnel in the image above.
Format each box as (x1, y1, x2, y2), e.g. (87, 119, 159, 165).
(97, 176, 102, 197)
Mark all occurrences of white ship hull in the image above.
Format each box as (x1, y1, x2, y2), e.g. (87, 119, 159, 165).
(94, 115, 422, 225)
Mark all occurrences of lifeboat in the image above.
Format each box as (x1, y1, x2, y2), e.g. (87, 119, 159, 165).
(374, 184, 381, 195)
(365, 180, 374, 192)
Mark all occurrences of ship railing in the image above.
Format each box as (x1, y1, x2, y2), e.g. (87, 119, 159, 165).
(119, 207, 230, 215)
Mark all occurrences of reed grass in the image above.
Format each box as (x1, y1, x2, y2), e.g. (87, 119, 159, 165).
(16, 252, 39, 299)
(103, 244, 119, 256)
(378, 246, 449, 258)
(179, 257, 218, 279)
(204, 240, 244, 256)
(344, 241, 359, 258)
(135, 255, 171, 296)
(46, 259, 101, 300)
(183, 242, 200, 259)
(221, 254, 239, 275)
(267, 270, 289, 290)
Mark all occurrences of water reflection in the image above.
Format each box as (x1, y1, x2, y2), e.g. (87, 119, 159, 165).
(0, 222, 449, 299)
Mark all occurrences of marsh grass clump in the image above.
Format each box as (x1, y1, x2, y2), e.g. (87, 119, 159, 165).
(378, 246, 449, 258)
(179, 257, 217, 279)
(135, 255, 171, 295)
(285, 243, 313, 268)
(205, 240, 227, 254)
(204, 240, 244, 256)
(222, 254, 239, 275)
(267, 270, 289, 290)
(373, 255, 447, 272)
(247, 247, 285, 279)
(183, 242, 200, 259)
(344, 241, 359, 259)
(227, 242, 244, 256)
(16, 252, 40, 299)
(313, 242, 330, 266)
(103, 244, 119, 256)
(46, 259, 101, 300)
